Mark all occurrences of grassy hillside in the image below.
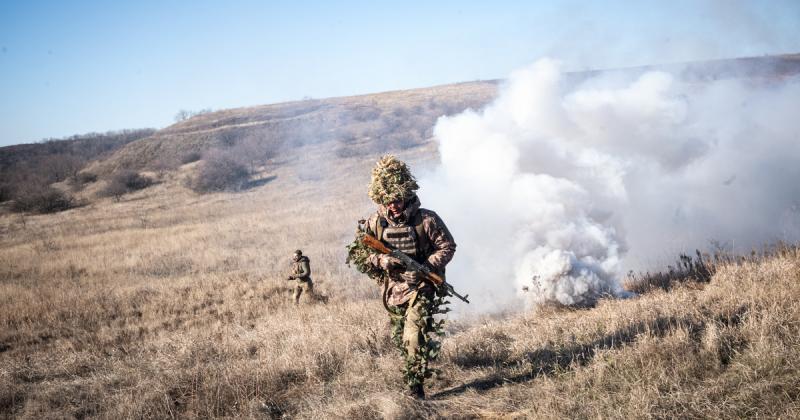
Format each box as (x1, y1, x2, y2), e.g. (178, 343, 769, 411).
(0, 80, 496, 214)
(87, 81, 498, 176)
(87, 53, 800, 178)
(2, 54, 800, 418)
(3, 53, 798, 214)
(0, 130, 156, 208)
(1, 143, 799, 418)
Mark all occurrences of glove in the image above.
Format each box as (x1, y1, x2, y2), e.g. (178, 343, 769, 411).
(287, 275, 295, 280)
(368, 254, 403, 271)
(402, 270, 423, 287)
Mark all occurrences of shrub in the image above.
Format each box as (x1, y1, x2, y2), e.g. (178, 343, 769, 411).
(117, 170, 152, 191)
(349, 106, 381, 122)
(151, 157, 178, 178)
(174, 108, 212, 122)
(68, 172, 98, 190)
(76, 172, 98, 184)
(624, 250, 717, 293)
(0, 183, 14, 202)
(187, 153, 250, 193)
(180, 151, 203, 164)
(100, 170, 153, 200)
(11, 186, 76, 213)
(234, 134, 278, 172)
(217, 130, 241, 147)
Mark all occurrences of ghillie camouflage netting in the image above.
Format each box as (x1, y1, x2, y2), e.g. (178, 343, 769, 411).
(345, 229, 384, 284)
(346, 224, 450, 388)
(389, 293, 449, 388)
(367, 155, 419, 205)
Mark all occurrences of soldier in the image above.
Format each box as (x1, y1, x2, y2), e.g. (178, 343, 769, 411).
(287, 249, 313, 304)
(358, 155, 457, 399)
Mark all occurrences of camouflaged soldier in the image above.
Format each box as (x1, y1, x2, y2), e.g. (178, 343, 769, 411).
(287, 250, 313, 304)
(362, 155, 456, 399)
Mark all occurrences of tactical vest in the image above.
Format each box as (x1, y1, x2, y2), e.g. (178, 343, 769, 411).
(291, 257, 311, 280)
(374, 212, 430, 263)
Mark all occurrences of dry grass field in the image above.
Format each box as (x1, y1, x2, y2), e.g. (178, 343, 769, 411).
(3, 57, 800, 418)
(2, 135, 800, 419)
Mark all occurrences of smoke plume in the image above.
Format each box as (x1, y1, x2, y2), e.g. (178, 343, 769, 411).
(419, 58, 800, 312)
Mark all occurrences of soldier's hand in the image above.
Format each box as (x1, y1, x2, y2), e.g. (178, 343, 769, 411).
(380, 255, 404, 271)
(404, 270, 423, 287)
(287, 275, 295, 280)
(368, 253, 403, 271)
(435, 283, 448, 297)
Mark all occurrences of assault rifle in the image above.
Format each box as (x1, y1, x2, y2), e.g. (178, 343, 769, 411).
(361, 234, 470, 303)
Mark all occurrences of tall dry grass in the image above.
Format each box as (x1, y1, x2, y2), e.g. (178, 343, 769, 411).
(2, 144, 800, 418)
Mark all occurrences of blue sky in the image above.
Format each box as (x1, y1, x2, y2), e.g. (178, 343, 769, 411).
(1, 0, 798, 146)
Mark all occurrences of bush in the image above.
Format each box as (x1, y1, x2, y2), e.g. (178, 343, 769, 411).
(100, 170, 153, 200)
(187, 153, 250, 193)
(0, 183, 14, 202)
(348, 106, 381, 122)
(11, 186, 76, 213)
(151, 157, 178, 178)
(68, 172, 98, 190)
(217, 130, 239, 147)
(114, 170, 152, 191)
(76, 172, 98, 184)
(180, 151, 202, 164)
(624, 250, 717, 293)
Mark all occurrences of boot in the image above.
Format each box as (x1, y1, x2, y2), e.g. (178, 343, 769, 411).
(405, 383, 425, 400)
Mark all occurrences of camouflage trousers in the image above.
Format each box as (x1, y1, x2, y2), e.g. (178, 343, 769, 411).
(401, 294, 428, 361)
(389, 292, 441, 390)
(292, 279, 313, 304)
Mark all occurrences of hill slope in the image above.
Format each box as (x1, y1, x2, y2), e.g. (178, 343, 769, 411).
(1, 54, 800, 418)
(3, 53, 799, 213)
(1, 172, 798, 417)
(87, 81, 498, 175)
(86, 53, 800, 178)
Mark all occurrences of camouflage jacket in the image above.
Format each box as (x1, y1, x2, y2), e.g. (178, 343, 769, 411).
(365, 195, 456, 305)
(290, 256, 312, 283)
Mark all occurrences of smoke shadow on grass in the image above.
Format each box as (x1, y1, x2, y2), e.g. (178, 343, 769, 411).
(244, 175, 277, 189)
(432, 314, 724, 400)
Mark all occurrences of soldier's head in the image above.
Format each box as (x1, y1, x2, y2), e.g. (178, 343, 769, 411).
(387, 199, 406, 217)
(293, 249, 302, 261)
(368, 155, 419, 208)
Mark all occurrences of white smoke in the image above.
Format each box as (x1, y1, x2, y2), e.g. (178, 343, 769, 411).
(419, 58, 800, 312)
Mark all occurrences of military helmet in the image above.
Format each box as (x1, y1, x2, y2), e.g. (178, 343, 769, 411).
(294, 249, 302, 256)
(368, 155, 419, 205)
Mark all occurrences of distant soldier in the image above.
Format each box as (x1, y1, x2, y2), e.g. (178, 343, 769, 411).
(287, 250, 313, 304)
(352, 155, 457, 400)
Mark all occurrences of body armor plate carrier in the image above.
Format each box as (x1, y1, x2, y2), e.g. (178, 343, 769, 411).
(374, 212, 430, 264)
(382, 224, 418, 259)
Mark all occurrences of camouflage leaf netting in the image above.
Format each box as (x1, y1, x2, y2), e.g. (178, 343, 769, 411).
(346, 218, 451, 389)
(367, 155, 419, 205)
(390, 293, 449, 388)
(345, 230, 384, 285)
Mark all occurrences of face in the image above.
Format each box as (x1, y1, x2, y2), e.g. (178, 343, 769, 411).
(387, 199, 405, 217)
(293, 252, 301, 261)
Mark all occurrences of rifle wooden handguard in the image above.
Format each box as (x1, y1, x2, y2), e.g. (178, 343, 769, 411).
(361, 234, 391, 254)
(361, 233, 444, 286)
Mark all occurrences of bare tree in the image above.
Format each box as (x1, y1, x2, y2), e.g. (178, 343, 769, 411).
(174, 110, 191, 122)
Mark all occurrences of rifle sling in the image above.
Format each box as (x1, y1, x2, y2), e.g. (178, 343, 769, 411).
(381, 275, 393, 314)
